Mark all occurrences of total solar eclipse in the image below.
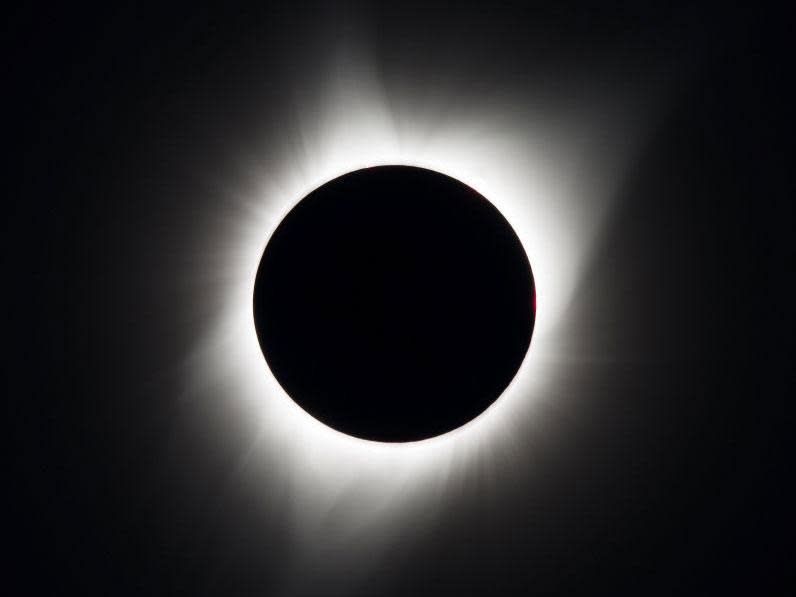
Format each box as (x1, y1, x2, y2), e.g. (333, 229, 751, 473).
(253, 166, 535, 442)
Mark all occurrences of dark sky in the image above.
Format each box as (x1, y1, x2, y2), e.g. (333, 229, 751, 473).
(6, 2, 792, 596)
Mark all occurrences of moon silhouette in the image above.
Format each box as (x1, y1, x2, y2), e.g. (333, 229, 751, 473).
(254, 166, 535, 442)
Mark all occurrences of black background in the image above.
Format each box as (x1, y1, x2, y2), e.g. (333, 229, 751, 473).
(6, 2, 793, 595)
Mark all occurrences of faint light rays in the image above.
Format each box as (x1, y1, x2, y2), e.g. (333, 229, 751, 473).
(181, 39, 662, 571)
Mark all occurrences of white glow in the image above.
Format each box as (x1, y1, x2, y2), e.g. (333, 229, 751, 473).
(184, 43, 658, 557)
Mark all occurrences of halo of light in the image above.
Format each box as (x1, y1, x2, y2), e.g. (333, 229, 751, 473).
(184, 43, 660, 551)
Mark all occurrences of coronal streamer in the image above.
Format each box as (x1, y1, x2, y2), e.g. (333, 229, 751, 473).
(183, 37, 665, 572)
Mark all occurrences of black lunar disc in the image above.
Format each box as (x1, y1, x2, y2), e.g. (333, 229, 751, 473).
(254, 166, 535, 442)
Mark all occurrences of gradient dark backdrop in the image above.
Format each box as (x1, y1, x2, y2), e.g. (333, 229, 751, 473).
(6, 2, 792, 595)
